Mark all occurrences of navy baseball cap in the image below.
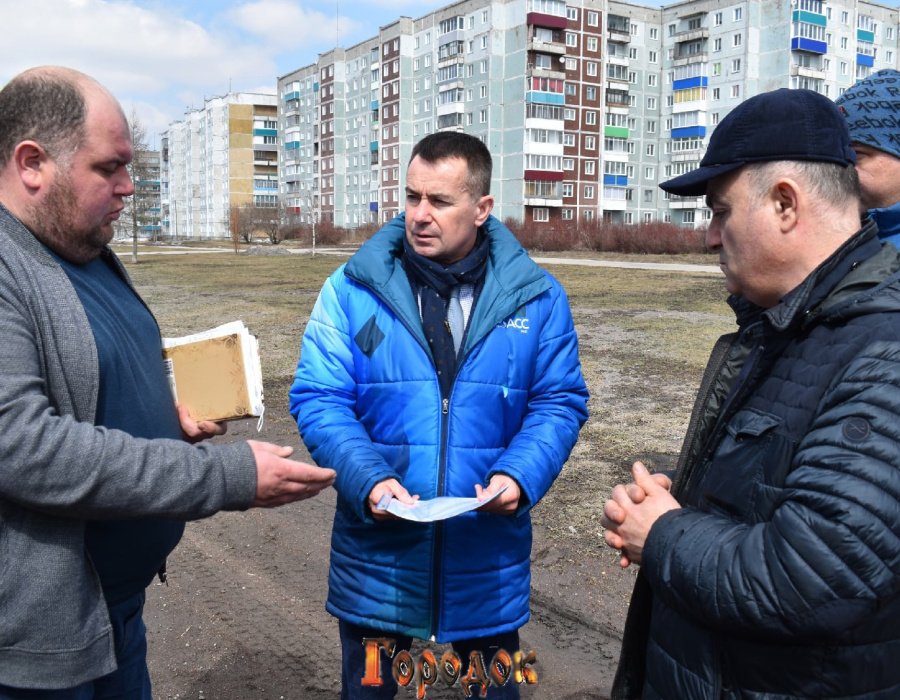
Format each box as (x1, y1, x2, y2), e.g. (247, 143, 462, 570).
(660, 88, 857, 197)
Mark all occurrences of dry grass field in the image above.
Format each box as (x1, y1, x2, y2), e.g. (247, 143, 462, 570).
(118, 243, 734, 698)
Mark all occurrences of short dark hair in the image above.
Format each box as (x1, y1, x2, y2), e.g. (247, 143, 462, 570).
(0, 70, 87, 171)
(409, 132, 492, 199)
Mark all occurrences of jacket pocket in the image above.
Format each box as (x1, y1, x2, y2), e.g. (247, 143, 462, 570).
(700, 408, 786, 522)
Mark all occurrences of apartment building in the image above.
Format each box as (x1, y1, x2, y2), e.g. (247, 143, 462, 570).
(275, 0, 899, 234)
(161, 93, 278, 239)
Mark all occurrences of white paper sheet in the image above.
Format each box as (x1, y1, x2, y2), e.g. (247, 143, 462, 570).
(376, 485, 509, 522)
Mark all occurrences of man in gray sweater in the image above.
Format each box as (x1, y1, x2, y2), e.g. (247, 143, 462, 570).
(0, 66, 335, 697)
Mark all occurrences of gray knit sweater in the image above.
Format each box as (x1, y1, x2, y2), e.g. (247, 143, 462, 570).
(0, 203, 257, 689)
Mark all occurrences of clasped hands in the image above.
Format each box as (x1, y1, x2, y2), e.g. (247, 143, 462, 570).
(601, 461, 679, 568)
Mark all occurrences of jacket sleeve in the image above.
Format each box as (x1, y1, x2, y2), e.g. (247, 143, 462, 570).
(289, 268, 397, 522)
(643, 339, 900, 639)
(0, 263, 257, 520)
(487, 280, 589, 515)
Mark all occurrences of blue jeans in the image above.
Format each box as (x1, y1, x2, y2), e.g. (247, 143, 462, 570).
(0, 592, 152, 700)
(339, 620, 521, 699)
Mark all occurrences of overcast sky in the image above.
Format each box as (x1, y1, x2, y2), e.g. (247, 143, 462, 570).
(0, 0, 668, 144)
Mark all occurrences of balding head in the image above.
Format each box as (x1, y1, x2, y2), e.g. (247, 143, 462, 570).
(0, 66, 120, 172)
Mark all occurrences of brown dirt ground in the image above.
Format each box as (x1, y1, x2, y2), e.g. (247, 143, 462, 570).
(137, 253, 731, 700)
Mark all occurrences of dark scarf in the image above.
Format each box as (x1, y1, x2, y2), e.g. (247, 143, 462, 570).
(402, 232, 490, 397)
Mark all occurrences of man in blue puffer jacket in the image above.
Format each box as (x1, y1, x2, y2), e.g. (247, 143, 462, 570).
(290, 132, 588, 699)
(604, 88, 900, 698)
(836, 69, 900, 246)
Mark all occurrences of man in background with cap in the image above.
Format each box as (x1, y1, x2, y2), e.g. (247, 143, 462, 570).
(602, 88, 900, 698)
(836, 68, 900, 246)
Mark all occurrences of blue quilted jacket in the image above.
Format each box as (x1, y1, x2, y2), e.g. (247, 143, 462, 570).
(289, 214, 588, 642)
(614, 221, 900, 699)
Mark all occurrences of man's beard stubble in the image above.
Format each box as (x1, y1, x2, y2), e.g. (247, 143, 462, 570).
(28, 172, 112, 264)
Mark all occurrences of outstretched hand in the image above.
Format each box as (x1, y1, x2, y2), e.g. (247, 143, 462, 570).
(601, 462, 678, 568)
(249, 440, 336, 508)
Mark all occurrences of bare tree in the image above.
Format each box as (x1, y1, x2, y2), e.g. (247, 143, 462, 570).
(240, 202, 284, 245)
(117, 108, 158, 263)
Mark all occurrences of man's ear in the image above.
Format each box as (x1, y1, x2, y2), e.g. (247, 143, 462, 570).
(474, 194, 494, 227)
(772, 177, 800, 233)
(13, 140, 52, 191)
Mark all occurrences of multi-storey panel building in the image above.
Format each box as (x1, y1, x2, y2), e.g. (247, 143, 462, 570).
(161, 93, 278, 239)
(265, 0, 899, 235)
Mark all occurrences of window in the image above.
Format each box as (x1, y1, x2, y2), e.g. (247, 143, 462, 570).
(566, 57, 577, 71)
(646, 121, 656, 134)
(584, 161, 595, 175)
(713, 87, 720, 100)
(563, 133, 575, 146)
(563, 158, 574, 170)
(889, 27, 895, 40)
(566, 32, 577, 47)
(646, 144, 655, 157)
(644, 189, 654, 203)
(731, 84, 740, 98)
(562, 183, 574, 197)
(647, 97, 657, 110)
(565, 83, 577, 96)
(562, 209, 573, 221)
(733, 33, 742, 47)
(584, 135, 596, 150)
(566, 7, 577, 20)
(587, 11, 598, 26)
(732, 58, 741, 73)
(714, 38, 722, 52)
(649, 27, 658, 40)
(564, 108, 575, 120)
(480, 60, 488, 73)
(587, 37, 598, 52)
(683, 211, 695, 224)
(841, 10, 849, 24)
(586, 62, 598, 76)
(629, 47, 638, 60)
(586, 86, 597, 101)
(733, 7, 742, 21)
(584, 185, 595, 199)
(482, 10, 488, 23)
(481, 36, 488, 49)
(532, 208, 549, 222)
(648, 74, 657, 87)
(841, 37, 848, 50)
(645, 167, 655, 180)
(480, 85, 487, 98)
(888, 51, 894, 64)
(649, 50, 658, 63)
(714, 12, 722, 26)
(479, 109, 487, 123)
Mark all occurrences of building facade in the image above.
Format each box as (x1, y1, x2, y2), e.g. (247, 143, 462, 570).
(271, 0, 899, 234)
(161, 93, 278, 239)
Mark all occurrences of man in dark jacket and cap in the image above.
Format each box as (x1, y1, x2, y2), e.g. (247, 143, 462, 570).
(602, 88, 900, 698)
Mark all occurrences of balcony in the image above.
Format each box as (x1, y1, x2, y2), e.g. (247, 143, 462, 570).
(674, 27, 709, 43)
(605, 89, 630, 107)
(528, 30, 566, 54)
(527, 62, 566, 81)
(674, 53, 708, 67)
(790, 63, 826, 80)
(607, 28, 630, 44)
